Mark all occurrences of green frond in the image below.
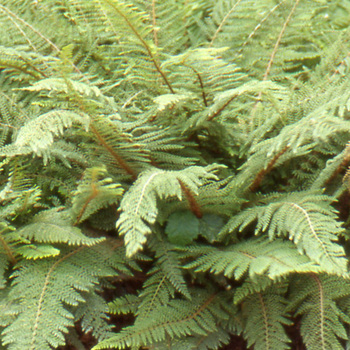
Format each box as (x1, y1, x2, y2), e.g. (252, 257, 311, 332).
(109, 294, 140, 316)
(71, 166, 123, 225)
(287, 274, 350, 350)
(220, 191, 347, 275)
(183, 237, 322, 281)
(149, 238, 190, 299)
(0, 110, 90, 157)
(93, 290, 227, 349)
(2, 241, 130, 350)
(2, 1, 350, 349)
(16, 208, 104, 246)
(241, 285, 292, 350)
(117, 164, 222, 256)
(75, 291, 114, 341)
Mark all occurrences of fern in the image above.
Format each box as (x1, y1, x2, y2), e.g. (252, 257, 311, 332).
(220, 191, 348, 274)
(182, 237, 324, 280)
(287, 274, 350, 350)
(1, 0, 350, 349)
(94, 290, 227, 349)
(117, 164, 222, 256)
(2, 241, 132, 350)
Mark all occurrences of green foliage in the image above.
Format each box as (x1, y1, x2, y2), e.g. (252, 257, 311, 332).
(1, 0, 350, 349)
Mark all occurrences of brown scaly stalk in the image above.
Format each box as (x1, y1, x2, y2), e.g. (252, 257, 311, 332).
(209, 0, 243, 48)
(0, 230, 17, 265)
(178, 179, 203, 218)
(101, 0, 175, 94)
(252, 0, 300, 116)
(90, 124, 138, 180)
(183, 63, 208, 107)
(250, 145, 289, 191)
(74, 184, 99, 226)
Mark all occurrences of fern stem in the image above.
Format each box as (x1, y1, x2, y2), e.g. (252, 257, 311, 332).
(90, 124, 138, 180)
(258, 293, 270, 350)
(263, 0, 300, 81)
(207, 94, 237, 121)
(101, 0, 175, 94)
(30, 247, 85, 350)
(0, 230, 17, 265)
(151, 0, 159, 47)
(310, 273, 326, 350)
(183, 64, 208, 107)
(74, 183, 99, 226)
(0, 5, 86, 79)
(0, 5, 59, 53)
(209, 0, 243, 48)
(237, 0, 288, 56)
(250, 145, 289, 191)
(178, 180, 203, 218)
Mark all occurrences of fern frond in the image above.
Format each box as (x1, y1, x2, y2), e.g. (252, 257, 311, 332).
(117, 164, 222, 256)
(148, 238, 190, 299)
(241, 284, 292, 350)
(16, 208, 104, 246)
(75, 291, 114, 341)
(93, 290, 226, 349)
(1, 110, 90, 157)
(183, 237, 321, 281)
(287, 273, 350, 350)
(71, 166, 123, 225)
(220, 191, 347, 274)
(2, 241, 130, 350)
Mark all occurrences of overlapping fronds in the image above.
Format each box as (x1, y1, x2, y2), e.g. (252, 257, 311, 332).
(220, 191, 347, 274)
(287, 274, 350, 350)
(1, 0, 350, 349)
(2, 242, 131, 350)
(117, 164, 222, 256)
(94, 290, 227, 349)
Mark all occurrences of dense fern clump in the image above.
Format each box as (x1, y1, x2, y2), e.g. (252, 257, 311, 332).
(1, 0, 350, 349)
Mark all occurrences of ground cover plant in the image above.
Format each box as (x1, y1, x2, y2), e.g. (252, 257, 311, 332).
(1, 0, 350, 349)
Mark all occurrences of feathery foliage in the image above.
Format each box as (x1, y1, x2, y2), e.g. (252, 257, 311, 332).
(1, 0, 350, 349)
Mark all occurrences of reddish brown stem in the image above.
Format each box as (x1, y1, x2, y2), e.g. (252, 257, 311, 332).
(0, 232, 17, 265)
(250, 145, 289, 191)
(74, 183, 99, 226)
(178, 180, 203, 218)
(90, 124, 137, 180)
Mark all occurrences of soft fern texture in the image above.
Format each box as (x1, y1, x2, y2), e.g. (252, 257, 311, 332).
(1, 0, 350, 349)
